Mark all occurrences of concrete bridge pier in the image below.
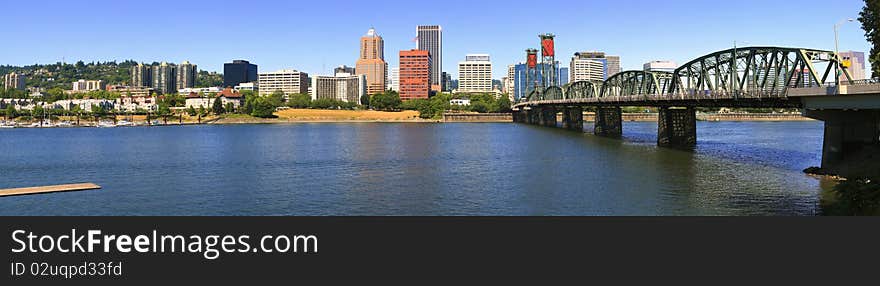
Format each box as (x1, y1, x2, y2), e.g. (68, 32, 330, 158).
(528, 108, 540, 125)
(658, 107, 697, 148)
(540, 107, 557, 127)
(594, 106, 622, 137)
(804, 109, 880, 179)
(561, 107, 583, 131)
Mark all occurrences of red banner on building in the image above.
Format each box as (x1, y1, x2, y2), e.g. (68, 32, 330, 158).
(542, 39, 555, 57)
(527, 54, 537, 68)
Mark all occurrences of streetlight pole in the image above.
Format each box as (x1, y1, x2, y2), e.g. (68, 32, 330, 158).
(834, 18, 854, 86)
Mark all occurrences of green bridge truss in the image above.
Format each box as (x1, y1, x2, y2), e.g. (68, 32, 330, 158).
(519, 46, 853, 103)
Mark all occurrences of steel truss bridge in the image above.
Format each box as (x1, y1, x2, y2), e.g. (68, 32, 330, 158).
(511, 46, 880, 180)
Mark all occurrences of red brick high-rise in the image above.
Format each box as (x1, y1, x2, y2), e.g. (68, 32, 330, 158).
(398, 49, 432, 100)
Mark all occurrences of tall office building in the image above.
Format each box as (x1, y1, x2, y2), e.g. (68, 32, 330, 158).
(457, 54, 492, 93)
(152, 62, 177, 94)
(441, 72, 452, 92)
(388, 67, 400, 92)
(606, 55, 621, 77)
(334, 65, 356, 76)
(839, 51, 867, 81)
(570, 52, 608, 82)
(310, 73, 365, 103)
(417, 25, 442, 91)
(355, 28, 387, 95)
(513, 62, 566, 101)
(558, 67, 569, 85)
(131, 63, 152, 88)
(258, 69, 309, 97)
(504, 64, 516, 95)
(3, 72, 26, 90)
(224, 60, 258, 88)
(399, 49, 432, 100)
(176, 61, 197, 89)
(644, 61, 677, 73)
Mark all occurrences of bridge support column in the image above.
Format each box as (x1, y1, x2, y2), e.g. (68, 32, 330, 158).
(512, 110, 522, 123)
(805, 109, 880, 179)
(658, 107, 697, 148)
(561, 107, 583, 131)
(540, 107, 557, 127)
(527, 108, 539, 125)
(594, 106, 622, 137)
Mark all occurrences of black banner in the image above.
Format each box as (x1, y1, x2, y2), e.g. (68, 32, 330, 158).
(2, 217, 878, 284)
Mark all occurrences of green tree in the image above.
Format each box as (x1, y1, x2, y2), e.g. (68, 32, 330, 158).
(198, 106, 208, 117)
(360, 94, 370, 106)
(187, 106, 197, 116)
(251, 97, 277, 118)
(470, 101, 489, 113)
(371, 91, 402, 111)
(267, 90, 285, 107)
(496, 95, 512, 113)
(310, 98, 336, 109)
(860, 0, 880, 78)
(156, 103, 171, 117)
(5, 104, 16, 119)
(226, 102, 235, 113)
(287, 93, 312, 108)
(212, 97, 224, 114)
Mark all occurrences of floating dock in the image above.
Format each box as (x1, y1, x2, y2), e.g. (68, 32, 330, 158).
(0, 183, 101, 197)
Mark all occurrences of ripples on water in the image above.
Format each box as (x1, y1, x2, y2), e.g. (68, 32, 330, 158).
(0, 121, 832, 215)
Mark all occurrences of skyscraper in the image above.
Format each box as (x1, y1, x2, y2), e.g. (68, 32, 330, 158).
(355, 28, 387, 95)
(177, 61, 197, 89)
(152, 62, 177, 94)
(399, 49, 431, 100)
(417, 25, 442, 91)
(513, 62, 566, 101)
(441, 72, 452, 92)
(223, 60, 258, 88)
(131, 63, 152, 88)
(457, 54, 492, 93)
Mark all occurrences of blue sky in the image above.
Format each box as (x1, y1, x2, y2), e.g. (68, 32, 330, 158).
(1, 0, 873, 79)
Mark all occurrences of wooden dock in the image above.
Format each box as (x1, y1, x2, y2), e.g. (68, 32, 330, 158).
(0, 183, 101, 197)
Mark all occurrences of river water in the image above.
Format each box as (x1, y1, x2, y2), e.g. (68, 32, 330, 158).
(0, 122, 835, 215)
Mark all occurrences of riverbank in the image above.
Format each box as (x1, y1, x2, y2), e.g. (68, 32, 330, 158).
(212, 109, 433, 124)
(1, 110, 817, 128)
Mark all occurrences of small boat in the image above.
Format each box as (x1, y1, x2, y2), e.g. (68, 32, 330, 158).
(116, 120, 134, 127)
(0, 121, 14, 128)
(56, 121, 73, 127)
(97, 121, 117, 128)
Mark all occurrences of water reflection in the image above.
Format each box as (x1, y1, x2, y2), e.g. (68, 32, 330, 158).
(0, 122, 829, 215)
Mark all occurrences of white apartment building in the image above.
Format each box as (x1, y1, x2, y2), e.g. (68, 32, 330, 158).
(570, 58, 605, 82)
(257, 69, 309, 98)
(310, 73, 366, 103)
(71, 79, 105, 92)
(643, 61, 677, 73)
(457, 54, 493, 93)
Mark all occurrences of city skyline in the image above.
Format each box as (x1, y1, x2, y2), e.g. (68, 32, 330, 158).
(0, 0, 873, 80)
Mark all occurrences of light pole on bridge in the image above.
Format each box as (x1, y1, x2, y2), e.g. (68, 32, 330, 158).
(834, 18, 854, 86)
